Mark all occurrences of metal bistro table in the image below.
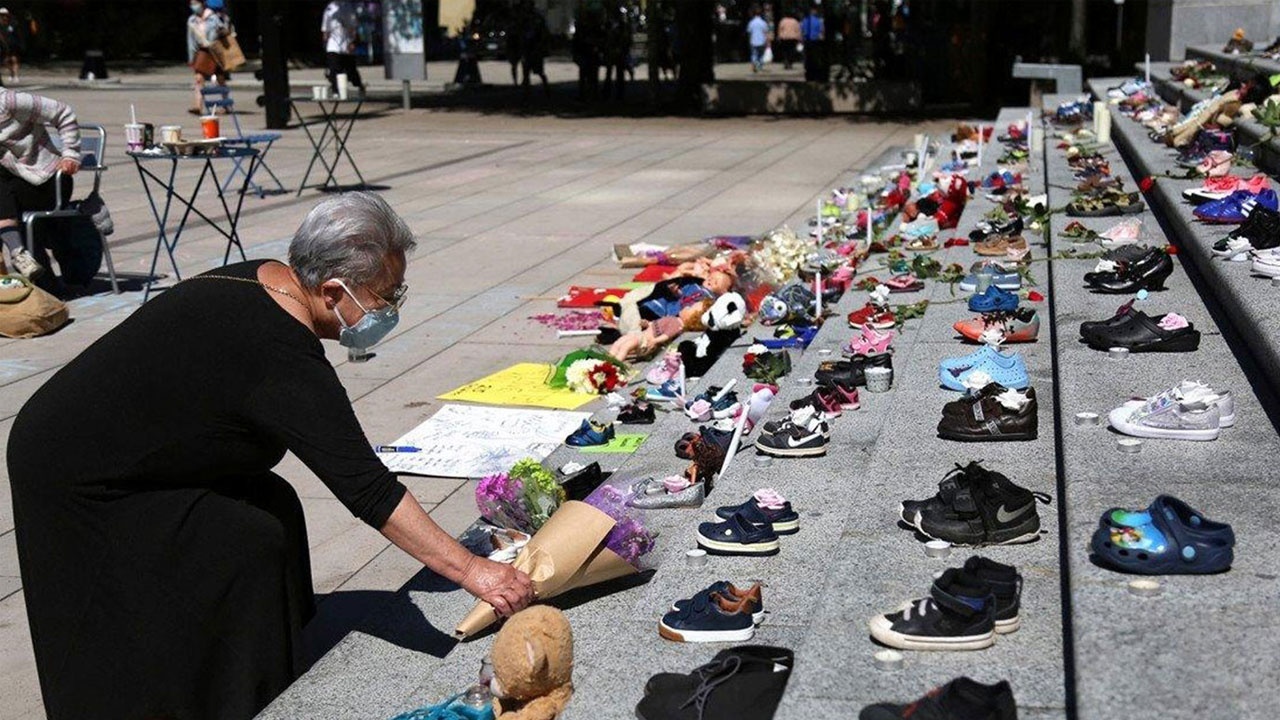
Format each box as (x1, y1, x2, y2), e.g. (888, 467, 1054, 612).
(290, 96, 374, 195)
(130, 145, 260, 301)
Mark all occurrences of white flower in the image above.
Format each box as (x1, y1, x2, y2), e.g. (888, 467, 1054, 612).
(565, 359, 598, 394)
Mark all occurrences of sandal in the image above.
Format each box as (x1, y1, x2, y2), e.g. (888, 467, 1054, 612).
(905, 236, 940, 253)
(884, 273, 924, 293)
(1066, 191, 1146, 217)
(1090, 495, 1234, 575)
(843, 325, 895, 356)
(974, 234, 1028, 257)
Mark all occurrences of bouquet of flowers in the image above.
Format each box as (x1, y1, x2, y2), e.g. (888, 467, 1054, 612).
(546, 348, 630, 394)
(564, 358, 623, 395)
(475, 458, 566, 534)
(455, 490, 658, 639)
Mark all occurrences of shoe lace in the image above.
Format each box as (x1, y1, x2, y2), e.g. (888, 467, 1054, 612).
(680, 655, 743, 720)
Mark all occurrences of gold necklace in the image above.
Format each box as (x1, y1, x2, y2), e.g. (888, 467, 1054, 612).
(184, 274, 315, 321)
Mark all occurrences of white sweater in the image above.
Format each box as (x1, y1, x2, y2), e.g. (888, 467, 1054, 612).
(0, 90, 81, 186)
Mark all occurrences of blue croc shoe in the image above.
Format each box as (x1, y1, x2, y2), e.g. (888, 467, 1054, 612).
(939, 346, 1029, 391)
(565, 420, 615, 447)
(968, 286, 1020, 313)
(1090, 495, 1234, 575)
(648, 378, 682, 403)
(696, 512, 780, 556)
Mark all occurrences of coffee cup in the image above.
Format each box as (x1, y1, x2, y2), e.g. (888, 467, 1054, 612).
(336, 73, 349, 100)
(124, 123, 144, 151)
(160, 125, 182, 144)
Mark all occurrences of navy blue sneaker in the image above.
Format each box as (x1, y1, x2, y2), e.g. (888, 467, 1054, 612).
(659, 591, 757, 642)
(648, 378, 682, 403)
(565, 420, 615, 447)
(715, 491, 800, 535)
(868, 567, 996, 651)
(696, 513, 780, 556)
(967, 286, 1019, 313)
(671, 581, 765, 624)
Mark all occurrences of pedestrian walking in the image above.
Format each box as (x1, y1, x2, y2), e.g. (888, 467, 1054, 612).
(746, 6, 769, 73)
(800, 2, 825, 82)
(572, 3, 603, 101)
(322, 0, 366, 96)
(0, 8, 24, 84)
(602, 7, 631, 100)
(186, 0, 225, 115)
(504, 7, 523, 86)
(776, 11, 800, 70)
(519, 0, 550, 96)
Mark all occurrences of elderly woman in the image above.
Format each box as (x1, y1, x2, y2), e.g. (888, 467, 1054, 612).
(8, 193, 533, 719)
(0, 88, 79, 279)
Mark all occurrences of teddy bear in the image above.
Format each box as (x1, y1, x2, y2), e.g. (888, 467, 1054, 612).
(490, 606, 575, 720)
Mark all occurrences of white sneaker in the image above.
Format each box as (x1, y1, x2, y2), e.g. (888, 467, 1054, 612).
(1251, 249, 1280, 277)
(1119, 380, 1235, 427)
(8, 247, 44, 278)
(1212, 236, 1255, 262)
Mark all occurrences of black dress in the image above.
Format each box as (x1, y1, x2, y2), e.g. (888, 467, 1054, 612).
(8, 260, 407, 720)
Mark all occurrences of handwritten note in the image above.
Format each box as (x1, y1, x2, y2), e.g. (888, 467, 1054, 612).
(438, 363, 597, 410)
(378, 404, 591, 478)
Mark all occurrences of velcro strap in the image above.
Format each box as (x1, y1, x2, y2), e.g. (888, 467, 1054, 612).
(930, 582, 986, 617)
(971, 401, 985, 422)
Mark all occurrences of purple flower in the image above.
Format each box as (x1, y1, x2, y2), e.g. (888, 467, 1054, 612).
(584, 484, 657, 568)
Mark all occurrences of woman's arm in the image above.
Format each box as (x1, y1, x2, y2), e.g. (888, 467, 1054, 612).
(9, 91, 79, 163)
(380, 493, 533, 616)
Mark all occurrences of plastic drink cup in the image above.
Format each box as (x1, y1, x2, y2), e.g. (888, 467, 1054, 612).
(336, 73, 349, 100)
(201, 115, 220, 139)
(124, 123, 144, 151)
(312, 85, 325, 100)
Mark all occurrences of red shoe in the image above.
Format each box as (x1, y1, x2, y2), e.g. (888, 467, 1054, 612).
(847, 303, 896, 329)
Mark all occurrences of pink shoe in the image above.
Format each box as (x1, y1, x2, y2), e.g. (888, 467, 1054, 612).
(884, 274, 924, 293)
(1098, 218, 1141, 246)
(827, 382, 861, 410)
(1196, 150, 1234, 178)
(1244, 173, 1273, 195)
(843, 325, 895, 356)
(646, 352, 681, 385)
(1203, 175, 1243, 193)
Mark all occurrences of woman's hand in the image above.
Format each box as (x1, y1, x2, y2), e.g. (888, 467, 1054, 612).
(459, 555, 534, 617)
(57, 158, 80, 176)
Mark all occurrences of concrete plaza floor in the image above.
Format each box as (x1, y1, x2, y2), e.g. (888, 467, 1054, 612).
(0, 77, 949, 719)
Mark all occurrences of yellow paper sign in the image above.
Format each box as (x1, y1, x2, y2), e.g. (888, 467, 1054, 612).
(438, 363, 596, 410)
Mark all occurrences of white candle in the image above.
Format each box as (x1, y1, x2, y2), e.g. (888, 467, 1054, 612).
(816, 198, 823, 246)
(1097, 106, 1112, 144)
(976, 124, 984, 166)
(814, 269, 822, 318)
(1145, 53, 1151, 84)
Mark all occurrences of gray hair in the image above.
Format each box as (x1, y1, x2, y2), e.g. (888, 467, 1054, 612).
(289, 192, 416, 289)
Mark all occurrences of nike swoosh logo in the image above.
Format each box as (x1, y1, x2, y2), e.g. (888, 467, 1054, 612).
(996, 504, 1033, 523)
(948, 365, 972, 378)
(787, 434, 817, 447)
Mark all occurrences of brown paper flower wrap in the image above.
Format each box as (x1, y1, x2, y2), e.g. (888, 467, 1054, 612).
(454, 500, 638, 639)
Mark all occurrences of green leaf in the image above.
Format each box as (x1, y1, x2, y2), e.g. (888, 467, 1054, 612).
(1269, 73, 1280, 87)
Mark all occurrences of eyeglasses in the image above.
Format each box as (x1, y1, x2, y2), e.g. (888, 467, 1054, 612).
(371, 282, 408, 311)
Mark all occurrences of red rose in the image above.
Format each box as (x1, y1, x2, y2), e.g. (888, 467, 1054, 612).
(1027, 291, 1045, 302)
(1138, 176, 1155, 193)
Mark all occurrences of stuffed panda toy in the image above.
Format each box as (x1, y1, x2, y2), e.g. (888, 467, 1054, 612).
(679, 292, 746, 378)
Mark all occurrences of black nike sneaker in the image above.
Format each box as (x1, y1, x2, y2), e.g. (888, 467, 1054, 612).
(867, 567, 996, 651)
(859, 677, 1019, 720)
(899, 461, 987, 526)
(914, 465, 1051, 546)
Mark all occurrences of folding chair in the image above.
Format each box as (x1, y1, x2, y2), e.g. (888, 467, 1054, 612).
(24, 123, 120, 294)
(201, 86, 286, 197)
